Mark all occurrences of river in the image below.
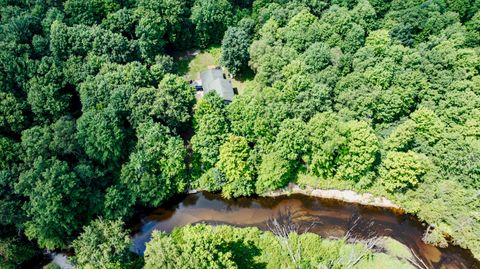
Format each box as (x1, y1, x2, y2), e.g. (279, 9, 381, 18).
(130, 191, 480, 269)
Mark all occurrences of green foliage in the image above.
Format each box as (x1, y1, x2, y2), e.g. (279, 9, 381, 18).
(386, 0, 461, 46)
(191, 0, 234, 48)
(336, 120, 379, 181)
(379, 237, 413, 259)
(379, 151, 432, 192)
(256, 152, 292, 193)
(383, 108, 445, 151)
(0, 170, 25, 230)
(64, 0, 118, 26)
(272, 118, 309, 162)
(192, 167, 228, 192)
(50, 21, 135, 63)
(0, 237, 37, 267)
(191, 92, 229, 172)
(0, 138, 19, 172)
(15, 157, 93, 249)
(220, 26, 252, 76)
(306, 113, 345, 179)
(77, 107, 126, 164)
(26, 57, 71, 122)
(282, 9, 321, 52)
(71, 218, 131, 268)
(153, 74, 195, 129)
(3, 0, 480, 262)
(145, 227, 237, 269)
(466, 11, 480, 46)
(135, 0, 191, 59)
(21, 117, 79, 163)
(121, 122, 186, 207)
(43, 263, 61, 269)
(101, 8, 137, 38)
(129, 74, 195, 130)
(431, 133, 480, 189)
(144, 224, 414, 269)
(0, 92, 26, 133)
(304, 114, 379, 183)
(102, 184, 136, 221)
(79, 61, 152, 113)
(302, 42, 332, 73)
(216, 135, 255, 198)
(399, 179, 480, 256)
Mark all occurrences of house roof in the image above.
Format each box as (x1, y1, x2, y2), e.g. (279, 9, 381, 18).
(200, 69, 234, 102)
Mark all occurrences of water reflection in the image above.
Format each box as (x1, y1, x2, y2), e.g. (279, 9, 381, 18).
(130, 192, 479, 269)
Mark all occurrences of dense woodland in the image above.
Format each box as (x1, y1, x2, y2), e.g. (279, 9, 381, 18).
(1, 0, 480, 268)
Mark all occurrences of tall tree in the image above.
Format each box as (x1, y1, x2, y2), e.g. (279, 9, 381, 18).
(71, 218, 132, 268)
(256, 152, 292, 193)
(76, 107, 126, 165)
(335, 120, 379, 182)
(191, 92, 230, 174)
(0, 92, 26, 134)
(380, 151, 432, 192)
(135, 0, 191, 59)
(216, 135, 255, 198)
(306, 113, 345, 179)
(220, 26, 252, 76)
(120, 122, 186, 207)
(129, 74, 195, 130)
(191, 0, 234, 47)
(15, 158, 91, 249)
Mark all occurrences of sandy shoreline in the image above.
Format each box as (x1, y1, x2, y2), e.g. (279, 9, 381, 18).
(190, 183, 401, 210)
(261, 183, 402, 210)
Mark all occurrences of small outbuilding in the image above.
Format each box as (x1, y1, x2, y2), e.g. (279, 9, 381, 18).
(199, 68, 235, 102)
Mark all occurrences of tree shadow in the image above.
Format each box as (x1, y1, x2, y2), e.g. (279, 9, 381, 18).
(174, 56, 194, 77)
(217, 240, 266, 269)
(235, 67, 255, 82)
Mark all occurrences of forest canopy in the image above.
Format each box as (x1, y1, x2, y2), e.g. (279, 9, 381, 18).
(1, 0, 480, 268)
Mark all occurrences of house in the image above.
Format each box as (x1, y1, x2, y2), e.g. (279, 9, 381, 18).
(199, 68, 235, 102)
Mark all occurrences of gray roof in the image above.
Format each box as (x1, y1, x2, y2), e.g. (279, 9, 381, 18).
(200, 69, 234, 102)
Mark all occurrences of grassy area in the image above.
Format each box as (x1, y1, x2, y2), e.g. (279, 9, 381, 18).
(176, 46, 221, 81)
(229, 68, 254, 95)
(174, 46, 253, 95)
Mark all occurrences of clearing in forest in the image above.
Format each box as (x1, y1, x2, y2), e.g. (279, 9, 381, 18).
(175, 46, 252, 95)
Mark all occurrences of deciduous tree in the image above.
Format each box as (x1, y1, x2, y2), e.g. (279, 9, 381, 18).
(380, 151, 432, 192)
(71, 218, 132, 268)
(120, 122, 186, 207)
(191, 0, 234, 47)
(216, 135, 255, 198)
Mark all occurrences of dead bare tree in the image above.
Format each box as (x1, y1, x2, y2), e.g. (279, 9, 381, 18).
(335, 216, 382, 268)
(269, 213, 430, 269)
(266, 207, 316, 269)
(405, 249, 429, 269)
(422, 224, 434, 244)
(346, 216, 430, 269)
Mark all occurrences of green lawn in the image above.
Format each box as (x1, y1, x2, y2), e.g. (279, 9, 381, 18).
(230, 68, 254, 95)
(176, 46, 221, 81)
(175, 46, 253, 95)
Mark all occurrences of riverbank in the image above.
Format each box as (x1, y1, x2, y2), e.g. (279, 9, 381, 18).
(261, 183, 479, 263)
(261, 183, 402, 211)
(186, 184, 480, 263)
(131, 191, 480, 269)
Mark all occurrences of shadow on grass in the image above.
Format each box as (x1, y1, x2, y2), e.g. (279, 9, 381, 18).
(236, 67, 255, 81)
(175, 54, 195, 77)
(172, 46, 222, 80)
(231, 67, 255, 94)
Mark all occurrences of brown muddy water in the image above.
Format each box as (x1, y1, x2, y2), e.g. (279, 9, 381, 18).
(130, 192, 480, 269)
